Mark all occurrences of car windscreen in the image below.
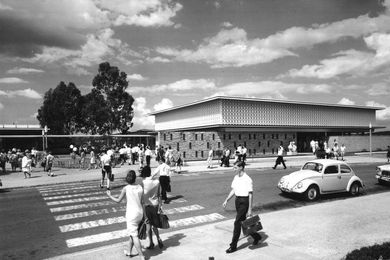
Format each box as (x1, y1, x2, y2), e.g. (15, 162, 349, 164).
(302, 162, 323, 172)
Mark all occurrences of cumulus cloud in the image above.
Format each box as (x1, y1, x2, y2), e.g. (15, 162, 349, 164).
(0, 88, 41, 99)
(338, 97, 355, 105)
(127, 74, 146, 81)
(131, 97, 155, 130)
(154, 98, 173, 111)
(130, 79, 216, 93)
(366, 101, 390, 120)
(287, 33, 390, 79)
(7, 67, 44, 74)
(214, 81, 334, 99)
(0, 77, 28, 84)
(154, 0, 390, 68)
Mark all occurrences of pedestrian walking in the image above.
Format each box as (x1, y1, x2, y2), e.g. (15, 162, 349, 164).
(21, 150, 32, 178)
(273, 143, 287, 169)
(0, 149, 7, 174)
(153, 158, 171, 204)
(140, 166, 164, 250)
(100, 148, 112, 190)
(387, 146, 390, 163)
(87, 147, 97, 170)
(222, 161, 261, 253)
(106, 170, 145, 260)
(340, 144, 346, 161)
(207, 148, 213, 168)
(175, 152, 183, 173)
(46, 151, 55, 176)
(145, 146, 152, 167)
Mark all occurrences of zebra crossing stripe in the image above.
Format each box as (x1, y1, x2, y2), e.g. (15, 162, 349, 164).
(38, 185, 98, 193)
(54, 206, 125, 221)
(59, 216, 126, 232)
(46, 196, 108, 206)
(42, 191, 103, 201)
(50, 201, 114, 213)
(168, 213, 225, 229)
(65, 213, 225, 248)
(54, 204, 203, 221)
(66, 229, 128, 248)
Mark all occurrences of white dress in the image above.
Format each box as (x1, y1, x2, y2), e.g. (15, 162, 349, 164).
(125, 185, 144, 236)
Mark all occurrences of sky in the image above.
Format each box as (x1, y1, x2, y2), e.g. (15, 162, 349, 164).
(1, 0, 390, 132)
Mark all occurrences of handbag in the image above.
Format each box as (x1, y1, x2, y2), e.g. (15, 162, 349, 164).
(138, 220, 147, 240)
(241, 215, 263, 236)
(158, 208, 170, 229)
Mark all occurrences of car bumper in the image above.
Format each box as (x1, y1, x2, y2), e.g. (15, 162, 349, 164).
(376, 174, 390, 182)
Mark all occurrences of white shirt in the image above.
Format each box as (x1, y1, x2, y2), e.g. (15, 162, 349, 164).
(101, 153, 111, 166)
(208, 149, 213, 157)
(145, 149, 152, 156)
(231, 173, 253, 197)
(153, 163, 170, 177)
(278, 146, 284, 156)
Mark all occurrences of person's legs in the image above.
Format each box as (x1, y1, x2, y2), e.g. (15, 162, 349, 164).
(146, 224, 154, 248)
(152, 226, 163, 248)
(131, 236, 144, 259)
(159, 176, 168, 202)
(228, 197, 248, 252)
(281, 157, 286, 169)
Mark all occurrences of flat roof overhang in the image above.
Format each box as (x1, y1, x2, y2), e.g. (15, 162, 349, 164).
(155, 124, 386, 132)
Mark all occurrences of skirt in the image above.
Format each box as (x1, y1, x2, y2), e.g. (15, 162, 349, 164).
(145, 205, 160, 228)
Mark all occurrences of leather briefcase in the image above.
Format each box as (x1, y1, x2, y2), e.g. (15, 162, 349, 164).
(241, 215, 263, 236)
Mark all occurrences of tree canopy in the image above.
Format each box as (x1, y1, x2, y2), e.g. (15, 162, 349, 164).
(37, 62, 135, 135)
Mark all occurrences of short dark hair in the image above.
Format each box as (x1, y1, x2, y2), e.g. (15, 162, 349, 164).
(140, 166, 151, 178)
(235, 161, 245, 169)
(125, 170, 137, 184)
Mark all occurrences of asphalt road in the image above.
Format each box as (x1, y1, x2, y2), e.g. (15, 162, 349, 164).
(0, 162, 387, 260)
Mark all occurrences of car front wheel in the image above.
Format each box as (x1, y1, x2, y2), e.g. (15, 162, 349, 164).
(304, 185, 319, 201)
(349, 182, 361, 196)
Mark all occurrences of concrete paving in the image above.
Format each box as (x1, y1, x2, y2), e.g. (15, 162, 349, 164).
(1, 154, 389, 260)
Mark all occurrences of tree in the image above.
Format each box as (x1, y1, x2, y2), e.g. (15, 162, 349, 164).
(37, 81, 82, 134)
(92, 62, 134, 134)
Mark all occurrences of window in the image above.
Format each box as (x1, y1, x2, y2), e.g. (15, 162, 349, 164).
(183, 133, 186, 140)
(263, 134, 266, 139)
(212, 134, 215, 140)
(229, 134, 231, 140)
(177, 142, 179, 151)
(324, 165, 339, 174)
(201, 133, 204, 140)
(223, 134, 226, 140)
(249, 149, 251, 155)
(239, 134, 241, 140)
(272, 148, 275, 154)
(249, 134, 251, 140)
(271, 134, 274, 139)
(258, 142, 261, 147)
(234, 141, 237, 148)
(276, 134, 279, 139)
(340, 165, 352, 173)
(267, 141, 270, 147)
(189, 142, 192, 149)
(244, 141, 246, 147)
(293, 134, 296, 139)
(218, 142, 221, 148)
(170, 134, 173, 140)
(263, 149, 265, 154)
(195, 134, 198, 140)
(195, 151, 198, 157)
(207, 142, 210, 149)
(253, 149, 256, 154)
(183, 152, 186, 158)
(163, 134, 166, 141)
(201, 151, 204, 157)
(285, 134, 287, 140)
(254, 134, 256, 139)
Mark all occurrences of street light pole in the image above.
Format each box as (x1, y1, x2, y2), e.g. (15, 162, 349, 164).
(369, 122, 372, 156)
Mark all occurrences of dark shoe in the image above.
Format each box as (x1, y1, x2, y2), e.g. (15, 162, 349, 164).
(157, 238, 163, 249)
(253, 234, 262, 245)
(106, 187, 110, 190)
(146, 243, 154, 249)
(226, 247, 237, 254)
(100, 184, 103, 188)
(272, 167, 276, 169)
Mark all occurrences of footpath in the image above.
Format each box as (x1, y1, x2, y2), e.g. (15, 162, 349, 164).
(1, 154, 389, 260)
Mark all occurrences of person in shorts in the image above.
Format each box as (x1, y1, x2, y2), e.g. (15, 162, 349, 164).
(46, 151, 55, 176)
(100, 149, 112, 190)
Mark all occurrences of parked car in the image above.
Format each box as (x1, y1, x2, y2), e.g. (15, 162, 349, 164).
(375, 164, 390, 184)
(277, 159, 363, 201)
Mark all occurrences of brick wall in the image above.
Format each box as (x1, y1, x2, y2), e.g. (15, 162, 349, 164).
(328, 135, 390, 152)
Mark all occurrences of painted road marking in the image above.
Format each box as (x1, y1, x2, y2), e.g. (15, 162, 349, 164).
(50, 201, 114, 213)
(163, 204, 204, 214)
(42, 191, 103, 201)
(46, 196, 108, 206)
(38, 185, 98, 193)
(65, 213, 226, 248)
(59, 216, 126, 232)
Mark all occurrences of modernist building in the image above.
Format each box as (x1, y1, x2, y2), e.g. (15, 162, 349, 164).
(0, 124, 44, 151)
(150, 96, 384, 161)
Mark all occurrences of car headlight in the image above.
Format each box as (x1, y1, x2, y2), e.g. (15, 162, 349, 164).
(295, 182, 303, 189)
(376, 167, 381, 174)
(279, 177, 285, 184)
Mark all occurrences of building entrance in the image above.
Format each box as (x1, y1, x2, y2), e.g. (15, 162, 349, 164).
(297, 132, 327, 153)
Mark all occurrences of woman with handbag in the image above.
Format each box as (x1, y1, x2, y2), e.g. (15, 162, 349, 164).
(222, 161, 262, 254)
(106, 170, 145, 260)
(140, 166, 164, 249)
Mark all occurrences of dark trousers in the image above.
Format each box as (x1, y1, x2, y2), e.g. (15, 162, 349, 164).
(146, 155, 151, 167)
(230, 196, 260, 248)
(273, 156, 286, 169)
(159, 175, 170, 201)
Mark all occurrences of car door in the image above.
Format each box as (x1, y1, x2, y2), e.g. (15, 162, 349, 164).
(339, 164, 353, 190)
(321, 164, 343, 192)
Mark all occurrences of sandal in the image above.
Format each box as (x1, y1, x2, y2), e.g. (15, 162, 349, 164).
(158, 238, 164, 249)
(123, 250, 139, 257)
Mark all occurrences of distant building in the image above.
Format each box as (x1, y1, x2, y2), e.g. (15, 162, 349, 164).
(150, 96, 384, 161)
(0, 124, 43, 150)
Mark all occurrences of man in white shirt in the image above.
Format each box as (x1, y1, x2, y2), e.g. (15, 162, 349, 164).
(222, 161, 261, 253)
(153, 158, 171, 203)
(273, 143, 287, 169)
(100, 149, 112, 190)
(207, 148, 213, 168)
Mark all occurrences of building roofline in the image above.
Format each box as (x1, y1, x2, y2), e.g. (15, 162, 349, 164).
(149, 96, 384, 115)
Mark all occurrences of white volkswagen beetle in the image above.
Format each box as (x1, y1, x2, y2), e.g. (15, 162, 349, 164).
(277, 159, 363, 201)
(376, 164, 390, 184)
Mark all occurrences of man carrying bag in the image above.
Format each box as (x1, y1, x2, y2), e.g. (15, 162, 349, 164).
(222, 161, 262, 254)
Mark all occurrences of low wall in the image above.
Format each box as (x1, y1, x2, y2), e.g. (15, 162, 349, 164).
(328, 135, 390, 152)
